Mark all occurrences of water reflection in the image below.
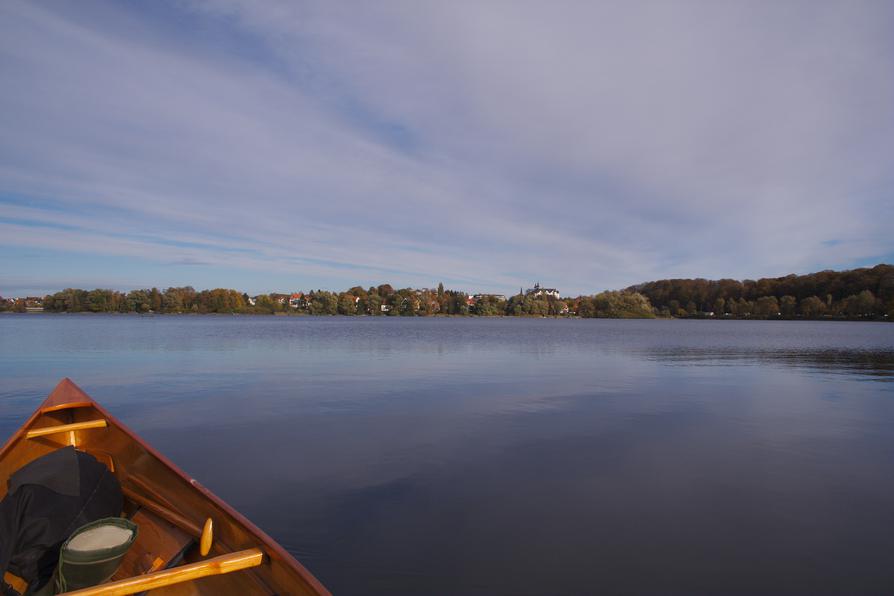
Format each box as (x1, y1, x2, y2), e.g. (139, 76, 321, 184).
(639, 346, 894, 380)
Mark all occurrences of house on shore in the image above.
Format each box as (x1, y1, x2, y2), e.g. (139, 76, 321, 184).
(289, 293, 305, 309)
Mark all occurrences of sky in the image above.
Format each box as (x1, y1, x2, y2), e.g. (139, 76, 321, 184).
(1, 0, 893, 297)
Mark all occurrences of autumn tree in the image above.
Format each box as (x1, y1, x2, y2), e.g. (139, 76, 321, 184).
(713, 297, 726, 316)
(799, 296, 826, 318)
(337, 293, 358, 315)
(779, 295, 797, 317)
(362, 293, 381, 315)
(754, 296, 779, 317)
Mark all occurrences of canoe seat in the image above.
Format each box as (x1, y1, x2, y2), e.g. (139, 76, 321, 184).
(112, 509, 193, 581)
(26, 420, 108, 439)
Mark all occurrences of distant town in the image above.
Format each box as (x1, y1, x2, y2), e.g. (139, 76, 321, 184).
(2, 264, 892, 320)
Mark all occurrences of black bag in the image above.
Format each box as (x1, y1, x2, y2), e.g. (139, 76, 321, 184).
(0, 447, 123, 595)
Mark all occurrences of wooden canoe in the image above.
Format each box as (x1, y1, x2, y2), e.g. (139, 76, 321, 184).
(0, 378, 331, 596)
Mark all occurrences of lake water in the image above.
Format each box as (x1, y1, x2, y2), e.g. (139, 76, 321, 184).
(2, 315, 894, 595)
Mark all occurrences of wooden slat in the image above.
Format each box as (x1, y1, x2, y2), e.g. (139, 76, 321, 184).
(59, 548, 264, 596)
(26, 419, 107, 439)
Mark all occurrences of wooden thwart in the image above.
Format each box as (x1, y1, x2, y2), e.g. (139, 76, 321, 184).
(58, 548, 264, 596)
(25, 419, 107, 439)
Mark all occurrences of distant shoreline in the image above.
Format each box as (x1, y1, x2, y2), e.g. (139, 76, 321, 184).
(1, 311, 889, 323)
(4, 263, 892, 321)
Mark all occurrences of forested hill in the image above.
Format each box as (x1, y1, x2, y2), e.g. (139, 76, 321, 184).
(628, 264, 894, 319)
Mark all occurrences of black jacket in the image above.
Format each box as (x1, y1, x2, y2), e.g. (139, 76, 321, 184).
(0, 447, 122, 595)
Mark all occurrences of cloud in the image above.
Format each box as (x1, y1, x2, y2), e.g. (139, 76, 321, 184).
(1, 0, 892, 295)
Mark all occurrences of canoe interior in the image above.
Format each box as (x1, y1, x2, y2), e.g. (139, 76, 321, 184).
(0, 379, 329, 595)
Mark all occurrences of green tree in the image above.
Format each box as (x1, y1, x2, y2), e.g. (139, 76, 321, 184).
(399, 296, 418, 316)
(713, 297, 725, 316)
(254, 294, 275, 313)
(575, 292, 648, 318)
(522, 295, 548, 316)
(86, 289, 112, 312)
(779, 295, 797, 317)
(309, 291, 338, 315)
(754, 296, 779, 317)
(366, 293, 382, 315)
(418, 290, 438, 315)
(149, 287, 163, 312)
(799, 296, 826, 318)
(576, 297, 596, 318)
(668, 300, 681, 317)
(163, 287, 196, 313)
(844, 290, 877, 317)
(474, 296, 503, 316)
(506, 294, 525, 316)
(127, 290, 150, 313)
(337, 293, 358, 315)
(448, 292, 470, 315)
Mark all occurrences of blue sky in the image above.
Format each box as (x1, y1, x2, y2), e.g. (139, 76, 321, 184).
(2, 1, 893, 297)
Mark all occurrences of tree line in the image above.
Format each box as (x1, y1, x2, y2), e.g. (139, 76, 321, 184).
(629, 264, 894, 320)
(2, 264, 891, 320)
(2, 282, 652, 318)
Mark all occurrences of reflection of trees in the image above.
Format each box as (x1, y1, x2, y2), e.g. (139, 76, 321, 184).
(639, 348, 894, 380)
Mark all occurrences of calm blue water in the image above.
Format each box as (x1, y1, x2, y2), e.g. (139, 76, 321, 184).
(2, 315, 894, 595)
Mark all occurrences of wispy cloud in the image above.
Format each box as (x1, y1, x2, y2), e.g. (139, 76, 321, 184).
(1, 0, 892, 296)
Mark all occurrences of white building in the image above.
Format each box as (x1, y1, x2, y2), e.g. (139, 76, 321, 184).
(527, 283, 560, 299)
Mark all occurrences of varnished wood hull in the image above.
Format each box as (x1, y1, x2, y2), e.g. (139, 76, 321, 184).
(0, 379, 331, 595)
